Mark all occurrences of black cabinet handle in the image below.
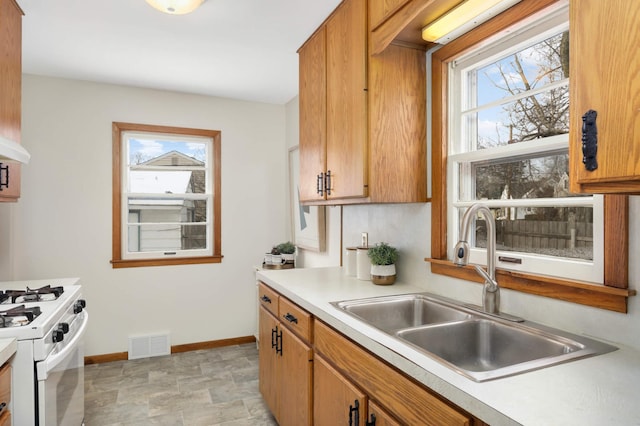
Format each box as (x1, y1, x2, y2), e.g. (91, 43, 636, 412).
(325, 170, 332, 195)
(317, 172, 324, 196)
(276, 329, 283, 356)
(261, 295, 272, 304)
(0, 402, 6, 413)
(0, 163, 8, 191)
(271, 326, 278, 349)
(283, 313, 298, 324)
(581, 109, 598, 171)
(366, 413, 377, 426)
(349, 400, 360, 426)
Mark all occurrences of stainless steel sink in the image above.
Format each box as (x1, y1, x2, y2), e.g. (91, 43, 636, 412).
(332, 293, 617, 381)
(333, 294, 472, 333)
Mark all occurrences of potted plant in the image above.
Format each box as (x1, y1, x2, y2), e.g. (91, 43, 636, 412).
(276, 241, 296, 264)
(270, 246, 282, 265)
(367, 242, 398, 285)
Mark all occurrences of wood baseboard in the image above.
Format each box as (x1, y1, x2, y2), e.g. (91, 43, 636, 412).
(84, 335, 257, 365)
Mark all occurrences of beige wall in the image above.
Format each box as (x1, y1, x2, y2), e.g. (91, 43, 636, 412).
(3, 75, 289, 356)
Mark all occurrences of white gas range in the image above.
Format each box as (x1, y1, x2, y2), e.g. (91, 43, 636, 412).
(0, 278, 88, 426)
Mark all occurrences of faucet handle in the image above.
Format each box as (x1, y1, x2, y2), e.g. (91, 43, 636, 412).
(453, 241, 470, 266)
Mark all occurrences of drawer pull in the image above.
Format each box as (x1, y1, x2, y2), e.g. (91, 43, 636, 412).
(261, 295, 272, 304)
(0, 402, 6, 413)
(283, 313, 298, 324)
(366, 413, 376, 426)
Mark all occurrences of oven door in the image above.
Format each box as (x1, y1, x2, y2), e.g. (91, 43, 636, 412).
(36, 310, 88, 426)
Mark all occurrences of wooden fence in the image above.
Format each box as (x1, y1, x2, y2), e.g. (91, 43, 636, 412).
(478, 219, 593, 250)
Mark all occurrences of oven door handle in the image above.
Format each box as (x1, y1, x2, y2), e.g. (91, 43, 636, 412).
(37, 311, 88, 381)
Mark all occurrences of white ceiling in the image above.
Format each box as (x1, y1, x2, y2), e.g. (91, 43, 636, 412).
(19, 0, 342, 105)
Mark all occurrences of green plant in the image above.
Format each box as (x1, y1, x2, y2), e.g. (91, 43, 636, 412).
(367, 242, 398, 265)
(276, 241, 296, 254)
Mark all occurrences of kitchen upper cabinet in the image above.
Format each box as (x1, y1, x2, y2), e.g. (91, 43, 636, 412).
(313, 354, 367, 426)
(299, 0, 368, 203)
(0, 0, 23, 202)
(299, 26, 327, 202)
(298, 0, 427, 205)
(568, 0, 640, 193)
(369, 0, 412, 30)
(257, 284, 313, 426)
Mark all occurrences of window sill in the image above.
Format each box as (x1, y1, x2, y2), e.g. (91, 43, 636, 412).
(425, 258, 635, 313)
(111, 255, 223, 269)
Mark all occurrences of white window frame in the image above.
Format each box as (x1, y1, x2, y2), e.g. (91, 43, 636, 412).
(446, 4, 604, 284)
(120, 131, 214, 260)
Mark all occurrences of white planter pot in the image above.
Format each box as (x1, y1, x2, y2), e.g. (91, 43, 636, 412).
(370, 264, 396, 285)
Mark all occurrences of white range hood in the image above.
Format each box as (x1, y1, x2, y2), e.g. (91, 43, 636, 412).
(0, 134, 30, 164)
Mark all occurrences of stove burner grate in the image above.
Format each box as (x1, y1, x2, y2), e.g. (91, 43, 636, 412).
(3, 284, 64, 304)
(0, 304, 42, 327)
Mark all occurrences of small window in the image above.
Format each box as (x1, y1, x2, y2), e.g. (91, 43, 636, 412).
(447, 7, 602, 283)
(112, 122, 222, 268)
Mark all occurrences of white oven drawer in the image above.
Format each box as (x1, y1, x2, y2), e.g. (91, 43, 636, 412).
(37, 310, 87, 426)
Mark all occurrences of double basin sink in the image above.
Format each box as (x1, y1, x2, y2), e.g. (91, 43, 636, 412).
(332, 293, 616, 381)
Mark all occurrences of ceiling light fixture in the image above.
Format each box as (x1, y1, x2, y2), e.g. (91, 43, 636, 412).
(422, 0, 521, 44)
(145, 0, 205, 15)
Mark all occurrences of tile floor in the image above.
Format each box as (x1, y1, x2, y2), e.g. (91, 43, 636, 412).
(84, 343, 277, 426)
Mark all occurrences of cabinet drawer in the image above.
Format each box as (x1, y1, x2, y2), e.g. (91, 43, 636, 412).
(314, 320, 472, 426)
(258, 282, 279, 317)
(279, 297, 313, 343)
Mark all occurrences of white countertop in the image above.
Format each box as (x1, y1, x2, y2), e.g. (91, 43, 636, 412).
(0, 338, 16, 367)
(257, 266, 640, 426)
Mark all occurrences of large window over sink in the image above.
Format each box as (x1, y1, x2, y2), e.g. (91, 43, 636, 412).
(429, 0, 631, 312)
(447, 7, 602, 282)
(111, 122, 222, 268)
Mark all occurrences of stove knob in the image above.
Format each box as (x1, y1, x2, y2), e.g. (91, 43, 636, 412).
(73, 300, 86, 314)
(52, 329, 64, 343)
(58, 323, 70, 334)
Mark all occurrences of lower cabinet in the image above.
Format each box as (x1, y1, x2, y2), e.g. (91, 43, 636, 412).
(314, 354, 366, 425)
(258, 304, 313, 426)
(0, 361, 10, 425)
(314, 320, 475, 426)
(258, 282, 485, 425)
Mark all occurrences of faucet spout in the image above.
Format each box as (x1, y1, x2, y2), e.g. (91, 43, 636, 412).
(454, 203, 500, 314)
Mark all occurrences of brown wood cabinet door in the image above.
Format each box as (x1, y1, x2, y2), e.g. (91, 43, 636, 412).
(279, 326, 313, 426)
(314, 354, 366, 426)
(299, 26, 327, 203)
(0, 0, 22, 202)
(258, 306, 280, 421)
(368, 400, 401, 426)
(569, 0, 640, 193)
(326, 0, 368, 200)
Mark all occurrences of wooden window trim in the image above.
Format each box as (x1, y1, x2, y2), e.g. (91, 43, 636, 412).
(427, 0, 634, 313)
(111, 122, 222, 268)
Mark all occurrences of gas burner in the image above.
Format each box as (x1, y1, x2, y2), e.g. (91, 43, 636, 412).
(0, 304, 42, 327)
(4, 284, 64, 304)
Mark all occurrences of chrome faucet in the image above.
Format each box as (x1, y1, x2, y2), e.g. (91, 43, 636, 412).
(453, 203, 500, 315)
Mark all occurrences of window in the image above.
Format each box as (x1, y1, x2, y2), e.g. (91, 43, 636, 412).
(112, 122, 222, 268)
(448, 7, 602, 283)
(429, 0, 631, 312)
